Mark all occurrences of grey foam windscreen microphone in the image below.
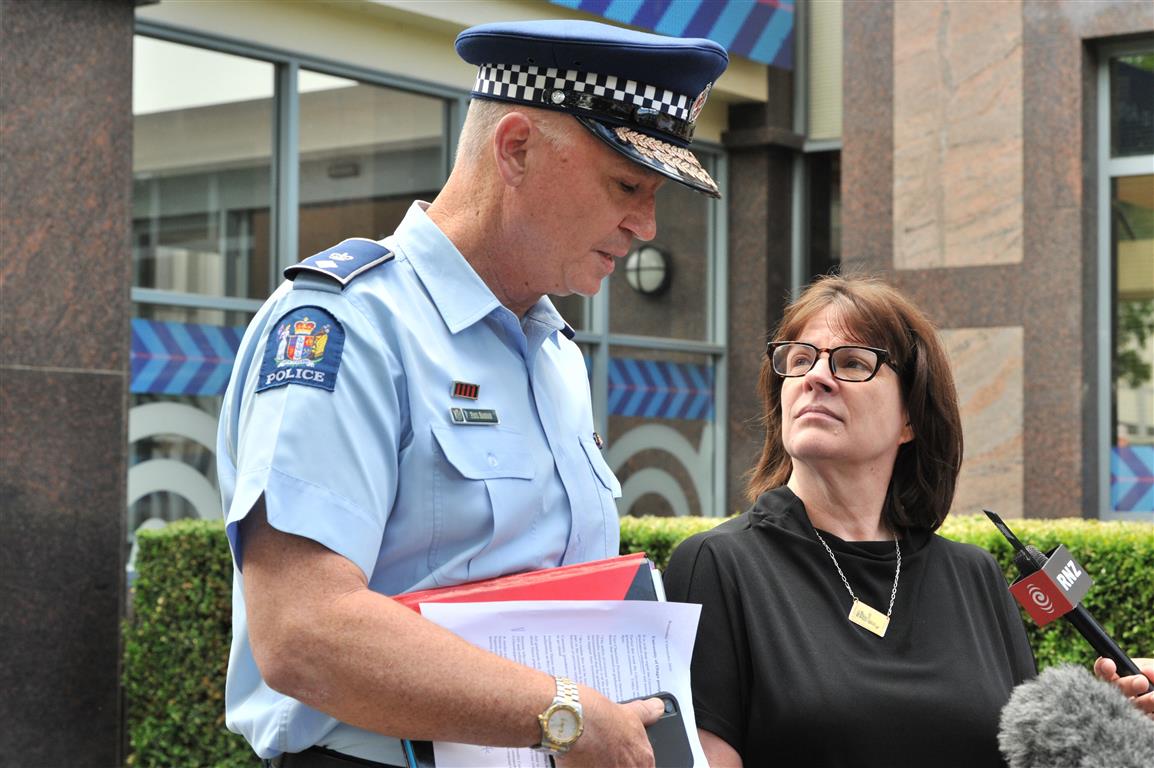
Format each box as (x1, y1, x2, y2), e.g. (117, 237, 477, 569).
(998, 664, 1154, 768)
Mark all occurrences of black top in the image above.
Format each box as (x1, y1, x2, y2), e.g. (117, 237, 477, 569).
(664, 487, 1036, 768)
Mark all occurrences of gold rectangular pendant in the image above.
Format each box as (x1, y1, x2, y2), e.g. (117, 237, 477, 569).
(848, 599, 890, 637)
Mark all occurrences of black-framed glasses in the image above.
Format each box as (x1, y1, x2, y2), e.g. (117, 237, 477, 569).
(767, 341, 898, 382)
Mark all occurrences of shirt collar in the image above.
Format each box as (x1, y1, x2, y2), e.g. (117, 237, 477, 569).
(393, 202, 574, 343)
(392, 201, 501, 334)
(523, 295, 575, 345)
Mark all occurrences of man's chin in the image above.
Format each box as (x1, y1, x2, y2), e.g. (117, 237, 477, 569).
(572, 282, 604, 298)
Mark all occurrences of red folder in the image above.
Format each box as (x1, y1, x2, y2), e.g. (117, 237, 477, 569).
(392, 552, 657, 611)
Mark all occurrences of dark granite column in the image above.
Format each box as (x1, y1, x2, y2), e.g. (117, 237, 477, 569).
(722, 67, 800, 514)
(841, 0, 893, 275)
(0, 1, 134, 764)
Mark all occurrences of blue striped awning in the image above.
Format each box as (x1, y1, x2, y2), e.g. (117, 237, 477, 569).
(607, 356, 714, 420)
(549, 0, 793, 69)
(1112, 445, 1154, 513)
(131, 319, 715, 422)
(131, 319, 243, 397)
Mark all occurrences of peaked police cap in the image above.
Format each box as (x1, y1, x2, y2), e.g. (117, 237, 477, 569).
(455, 19, 729, 197)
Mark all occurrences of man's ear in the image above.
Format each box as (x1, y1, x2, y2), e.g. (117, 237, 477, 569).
(492, 111, 533, 188)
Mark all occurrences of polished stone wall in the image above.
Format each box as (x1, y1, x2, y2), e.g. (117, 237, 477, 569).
(945, 327, 1025, 519)
(893, 0, 1024, 269)
(0, 1, 134, 764)
(843, 0, 1153, 519)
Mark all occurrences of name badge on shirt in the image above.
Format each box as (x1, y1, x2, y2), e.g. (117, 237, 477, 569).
(450, 407, 499, 426)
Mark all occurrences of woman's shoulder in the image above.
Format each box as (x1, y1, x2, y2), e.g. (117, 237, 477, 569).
(664, 513, 758, 600)
(671, 512, 756, 559)
(929, 532, 1008, 580)
(668, 487, 801, 566)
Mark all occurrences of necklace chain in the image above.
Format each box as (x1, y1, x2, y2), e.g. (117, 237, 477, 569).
(813, 528, 901, 618)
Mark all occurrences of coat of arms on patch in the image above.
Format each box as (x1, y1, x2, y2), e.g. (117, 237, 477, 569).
(275, 316, 329, 366)
(257, 306, 344, 393)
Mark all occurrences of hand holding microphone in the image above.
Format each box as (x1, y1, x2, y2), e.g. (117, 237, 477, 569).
(1095, 657, 1154, 717)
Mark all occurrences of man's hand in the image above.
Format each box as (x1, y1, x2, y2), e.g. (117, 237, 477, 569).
(556, 690, 664, 768)
(1094, 657, 1154, 718)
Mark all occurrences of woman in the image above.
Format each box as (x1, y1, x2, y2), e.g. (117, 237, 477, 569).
(664, 275, 1036, 767)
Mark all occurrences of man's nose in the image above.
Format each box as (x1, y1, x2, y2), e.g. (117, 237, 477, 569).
(624, 190, 658, 242)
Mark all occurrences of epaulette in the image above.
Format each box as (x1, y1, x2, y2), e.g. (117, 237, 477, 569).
(285, 237, 394, 289)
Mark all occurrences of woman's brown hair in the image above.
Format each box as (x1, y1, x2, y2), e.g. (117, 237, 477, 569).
(746, 275, 964, 532)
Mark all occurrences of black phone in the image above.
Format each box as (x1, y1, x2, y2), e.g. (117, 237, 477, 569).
(621, 691, 694, 767)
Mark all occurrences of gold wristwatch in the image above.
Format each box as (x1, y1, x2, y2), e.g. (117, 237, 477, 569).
(534, 676, 584, 755)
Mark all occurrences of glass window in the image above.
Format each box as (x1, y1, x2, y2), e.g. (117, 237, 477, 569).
(1111, 173, 1154, 514)
(133, 37, 274, 299)
(605, 347, 717, 517)
(1110, 53, 1154, 158)
(297, 71, 447, 257)
(574, 148, 727, 517)
(1103, 46, 1154, 520)
(127, 303, 253, 569)
(609, 160, 713, 340)
(127, 35, 457, 572)
(807, 151, 841, 281)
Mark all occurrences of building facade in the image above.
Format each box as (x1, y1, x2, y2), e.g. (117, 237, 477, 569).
(1, 0, 1150, 764)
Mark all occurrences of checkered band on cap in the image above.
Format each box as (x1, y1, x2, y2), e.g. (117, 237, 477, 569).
(473, 63, 700, 142)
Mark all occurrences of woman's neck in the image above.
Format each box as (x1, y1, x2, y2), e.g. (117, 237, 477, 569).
(786, 463, 894, 541)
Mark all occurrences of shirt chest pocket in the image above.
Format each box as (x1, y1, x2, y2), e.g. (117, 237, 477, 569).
(428, 424, 536, 584)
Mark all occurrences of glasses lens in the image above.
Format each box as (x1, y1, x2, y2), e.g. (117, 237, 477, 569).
(772, 343, 817, 376)
(830, 346, 880, 381)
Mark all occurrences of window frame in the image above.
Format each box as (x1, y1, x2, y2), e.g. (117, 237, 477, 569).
(573, 145, 729, 517)
(133, 20, 465, 315)
(132, 20, 730, 519)
(1096, 38, 1154, 522)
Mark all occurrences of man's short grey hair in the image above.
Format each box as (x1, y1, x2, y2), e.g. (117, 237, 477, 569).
(454, 99, 576, 166)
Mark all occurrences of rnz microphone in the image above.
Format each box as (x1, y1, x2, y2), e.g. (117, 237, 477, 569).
(983, 509, 1152, 694)
(998, 664, 1154, 768)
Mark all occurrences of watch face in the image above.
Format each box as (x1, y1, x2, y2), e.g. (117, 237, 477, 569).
(546, 706, 580, 744)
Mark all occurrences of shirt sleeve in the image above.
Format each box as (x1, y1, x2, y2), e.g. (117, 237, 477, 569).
(225, 288, 404, 580)
(664, 533, 750, 754)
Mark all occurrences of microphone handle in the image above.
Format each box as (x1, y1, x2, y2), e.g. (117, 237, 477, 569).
(1065, 605, 1154, 694)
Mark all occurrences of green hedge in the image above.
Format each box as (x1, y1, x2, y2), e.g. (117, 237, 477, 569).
(123, 520, 256, 768)
(125, 515, 1153, 767)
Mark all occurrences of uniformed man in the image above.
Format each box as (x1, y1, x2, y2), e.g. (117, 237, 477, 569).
(217, 19, 727, 768)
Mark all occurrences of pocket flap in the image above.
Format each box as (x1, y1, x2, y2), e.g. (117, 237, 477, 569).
(431, 424, 535, 481)
(580, 436, 621, 497)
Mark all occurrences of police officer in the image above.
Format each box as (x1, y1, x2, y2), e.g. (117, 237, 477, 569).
(217, 19, 727, 768)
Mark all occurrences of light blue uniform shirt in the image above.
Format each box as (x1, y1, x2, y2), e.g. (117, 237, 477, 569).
(216, 202, 622, 761)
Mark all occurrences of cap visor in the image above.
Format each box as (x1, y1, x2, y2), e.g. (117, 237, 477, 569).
(574, 117, 721, 198)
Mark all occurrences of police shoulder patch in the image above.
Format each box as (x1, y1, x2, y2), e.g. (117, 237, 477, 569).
(285, 237, 394, 287)
(257, 306, 345, 393)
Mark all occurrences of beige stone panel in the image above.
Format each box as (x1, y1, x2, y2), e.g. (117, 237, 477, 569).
(943, 327, 1023, 519)
(894, 0, 1024, 269)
